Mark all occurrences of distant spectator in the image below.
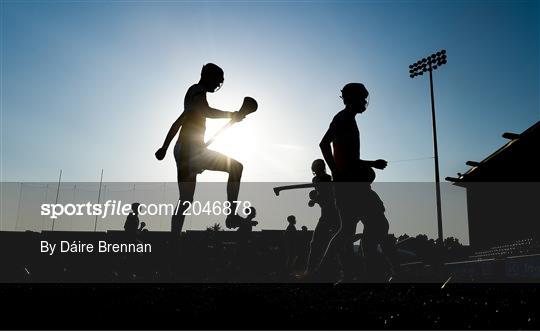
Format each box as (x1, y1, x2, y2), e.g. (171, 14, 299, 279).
(237, 207, 258, 233)
(124, 203, 141, 234)
(286, 215, 297, 232)
(124, 203, 147, 237)
(285, 215, 298, 271)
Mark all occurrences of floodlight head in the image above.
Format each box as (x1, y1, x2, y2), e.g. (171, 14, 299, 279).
(409, 49, 448, 78)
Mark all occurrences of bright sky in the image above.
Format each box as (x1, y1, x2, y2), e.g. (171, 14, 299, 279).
(1, 1, 539, 241)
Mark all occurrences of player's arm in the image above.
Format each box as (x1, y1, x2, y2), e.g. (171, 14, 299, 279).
(319, 126, 337, 176)
(193, 93, 243, 122)
(205, 106, 235, 119)
(359, 158, 388, 170)
(155, 112, 185, 160)
(194, 94, 244, 121)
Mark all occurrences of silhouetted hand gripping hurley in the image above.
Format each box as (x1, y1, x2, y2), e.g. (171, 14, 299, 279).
(204, 97, 258, 147)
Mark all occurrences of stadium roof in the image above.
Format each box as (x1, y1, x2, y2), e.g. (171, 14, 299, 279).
(447, 121, 540, 186)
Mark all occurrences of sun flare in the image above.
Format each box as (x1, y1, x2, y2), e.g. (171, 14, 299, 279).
(205, 119, 260, 164)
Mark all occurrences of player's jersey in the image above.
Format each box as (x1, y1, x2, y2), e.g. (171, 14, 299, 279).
(328, 110, 360, 172)
(178, 83, 208, 147)
(312, 173, 333, 206)
(312, 173, 338, 227)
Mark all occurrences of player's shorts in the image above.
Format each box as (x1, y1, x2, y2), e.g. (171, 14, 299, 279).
(174, 142, 233, 178)
(334, 183, 386, 221)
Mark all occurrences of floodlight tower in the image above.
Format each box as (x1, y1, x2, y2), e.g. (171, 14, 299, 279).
(409, 50, 448, 244)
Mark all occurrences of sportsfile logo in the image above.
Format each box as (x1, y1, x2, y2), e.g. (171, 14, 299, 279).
(40, 200, 177, 219)
(40, 200, 253, 219)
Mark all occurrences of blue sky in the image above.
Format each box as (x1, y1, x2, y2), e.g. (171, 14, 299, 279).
(1, 1, 538, 240)
(1, 1, 538, 183)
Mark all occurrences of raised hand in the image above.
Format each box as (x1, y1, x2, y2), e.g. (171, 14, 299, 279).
(155, 147, 167, 160)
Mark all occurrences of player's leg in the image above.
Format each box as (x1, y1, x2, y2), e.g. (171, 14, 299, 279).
(172, 146, 197, 237)
(361, 211, 390, 281)
(171, 174, 196, 236)
(376, 214, 398, 278)
(199, 149, 243, 202)
(305, 215, 335, 275)
(317, 205, 357, 281)
(363, 188, 396, 280)
(304, 218, 325, 274)
(334, 210, 358, 280)
(195, 149, 244, 227)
